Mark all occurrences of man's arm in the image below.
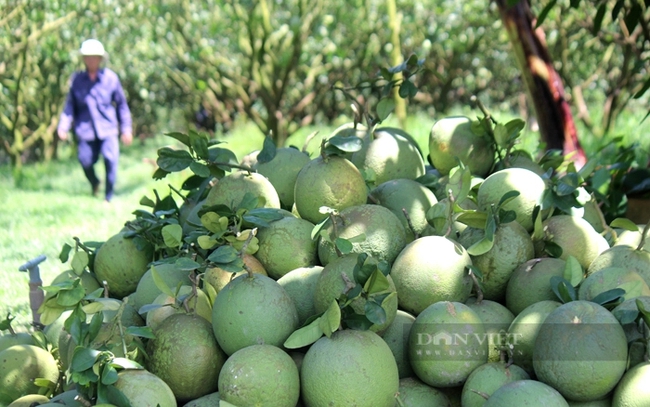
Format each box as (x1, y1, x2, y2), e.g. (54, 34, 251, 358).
(113, 77, 133, 145)
(57, 76, 76, 141)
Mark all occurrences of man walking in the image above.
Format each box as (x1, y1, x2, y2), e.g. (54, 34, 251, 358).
(57, 39, 133, 202)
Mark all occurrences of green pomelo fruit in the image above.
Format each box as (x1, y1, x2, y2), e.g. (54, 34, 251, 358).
(533, 301, 628, 402)
(578, 266, 650, 302)
(181, 391, 220, 407)
(255, 147, 311, 210)
(112, 369, 176, 407)
(205, 170, 281, 209)
(131, 263, 193, 313)
(301, 329, 399, 407)
(376, 126, 426, 157)
(507, 300, 562, 375)
(146, 313, 226, 403)
(587, 245, 650, 286)
(293, 155, 368, 224)
(219, 344, 299, 407)
(351, 128, 426, 187)
(409, 301, 488, 388)
(566, 398, 612, 407)
(211, 273, 298, 355)
(6, 394, 50, 406)
(458, 221, 535, 301)
(496, 149, 546, 176)
(313, 254, 398, 334)
(611, 361, 650, 407)
(276, 265, 323, 326)
(483, 380, 569, 407)
(51, 269, 101, 295)
(42, 309, 72, 349)
(614, 227, 649, 252)
(461, 362, 531, 407)
(536, 215, 610, 269)
(93, 231, 153, 299)
(203, 253, 267, 293)
(317, 203, 407, 266)
(0, 332, 34, 353)
(146, 286, 212, 330)
(477, 167, 547, 232)
(390, 236, 473, 315)
(369, 178, 438, 241)
(48, 389, 85, 406)
(429, 116, 495, 177)
(0, 344, 59, 404)
(465, 297, 516, 362)
(254, 216, 319, 280)
(505, 258, 567, 316)
(581, 196, 609, 234)
(380, 310, 417, 379)
(397, 377, 451, 406)
(240, 149, 260, 168)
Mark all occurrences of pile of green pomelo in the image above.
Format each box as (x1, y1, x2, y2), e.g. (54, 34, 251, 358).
(2, 114, 650, 407)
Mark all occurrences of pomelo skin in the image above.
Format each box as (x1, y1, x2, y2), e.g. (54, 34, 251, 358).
(390, 236, 473, 315)
(612, 361, 650, 407)
(113, 369, 176, 407)
(380, 310, 417, 379)
(293, 155, 368, 224)
(477, 167, 547, 232)
(461, 362, 530, 407)
(482, 380, 570, 407)
(255, 147, 311, 210)
(428, 116, 495, 177)
(301, 329, 399, 407)
(587, 245, 650, 287)
(505, 258, 567, 316)
(533, 301, 628, 402)
(204, 170, 281, 209)
(93, 231, 153, 299)
(397, 377, 451, 407)
(0, 344, 59, 404)
(211, 273, 299, 356)
(408, 301, 489, 388)
(317, 203, 408, 266)
(276, 265, 323, 326)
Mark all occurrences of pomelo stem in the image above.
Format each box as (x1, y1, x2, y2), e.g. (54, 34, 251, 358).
(395, 394, 407, 407)
(468, 270, 484, 304)
(239, 228, 258, 278)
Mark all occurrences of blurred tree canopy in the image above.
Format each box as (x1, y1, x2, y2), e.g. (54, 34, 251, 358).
(1, 0, 647, 168)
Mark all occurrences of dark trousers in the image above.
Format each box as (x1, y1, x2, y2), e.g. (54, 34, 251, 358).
(77, 136, 119, 201)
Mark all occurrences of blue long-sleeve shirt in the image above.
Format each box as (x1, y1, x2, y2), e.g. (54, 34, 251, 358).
(58, 67, 132, 141)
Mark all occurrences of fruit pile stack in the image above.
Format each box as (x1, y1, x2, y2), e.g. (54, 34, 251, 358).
(2, 115, 649, 407)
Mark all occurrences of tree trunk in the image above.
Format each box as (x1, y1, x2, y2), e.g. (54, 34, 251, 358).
(386, 0, 406, 128)
(496, 0, 586, 167)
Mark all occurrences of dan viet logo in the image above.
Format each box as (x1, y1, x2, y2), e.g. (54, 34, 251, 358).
(411, 327, 525, 360)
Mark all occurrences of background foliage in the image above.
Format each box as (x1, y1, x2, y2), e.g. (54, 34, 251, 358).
(1, 0, 648, 169)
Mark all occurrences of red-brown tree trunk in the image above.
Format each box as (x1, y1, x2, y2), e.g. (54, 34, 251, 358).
(496, 0, 587, 168)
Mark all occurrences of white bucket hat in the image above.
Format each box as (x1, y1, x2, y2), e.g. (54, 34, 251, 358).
(79, 39, 106, 56)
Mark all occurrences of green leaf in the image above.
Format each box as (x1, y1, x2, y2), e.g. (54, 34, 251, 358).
(635, 298, 650, 328)
(467, 236, 494, 256)
(364, 300, 387, 325)
(319, 300, 341, 338)
(328, 134, 363, 153)
(610, 217, 639, 231)
(550, 276, 576, 303)
(612, 308, 638, 325)
(174, 257, 201, 271)
(98, 382, 133, 407)
(189, 131, 210, 160)
(624, 2, 642, 32)
(398, 79, 417, 99)
(376, 98, 395, 122)
(634, 76, 650, 99)
(593, 3, 607, 34)
(71, 347, 101, 372)
(544, 241, 564, 258)
(57, 282, 86, 307)
(342, 313, 374, 330)
(284, 317, 324, 349)
(156, 147, 194, 172)
(257, 135, 277, 164)
(71, 251, 89, 275)
(110, 358, 143, 370)
(335, 238, 354, 255)
(536, 0, 557, 27)
(618, 281, 645, 300)
(151, 265, 175, 298)
(88, 312, 104, 343)
(498, 190, 520, 208)
(562, 256, 584, 287)
(125, 326, 155, 339)
(455, 211, 487, 229)
(59, 243, 73, 264)
(207, 245, 239, 264)
(161, 224, 183, 249)
(101, 364, 119, 385)
(590, 288, 625, 306)
(189, 161, 211, 178)
(364, 269, 390, 294)
(164, 131, 191, 147)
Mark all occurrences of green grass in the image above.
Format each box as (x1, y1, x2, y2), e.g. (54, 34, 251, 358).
(1, 106, 647, 332)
